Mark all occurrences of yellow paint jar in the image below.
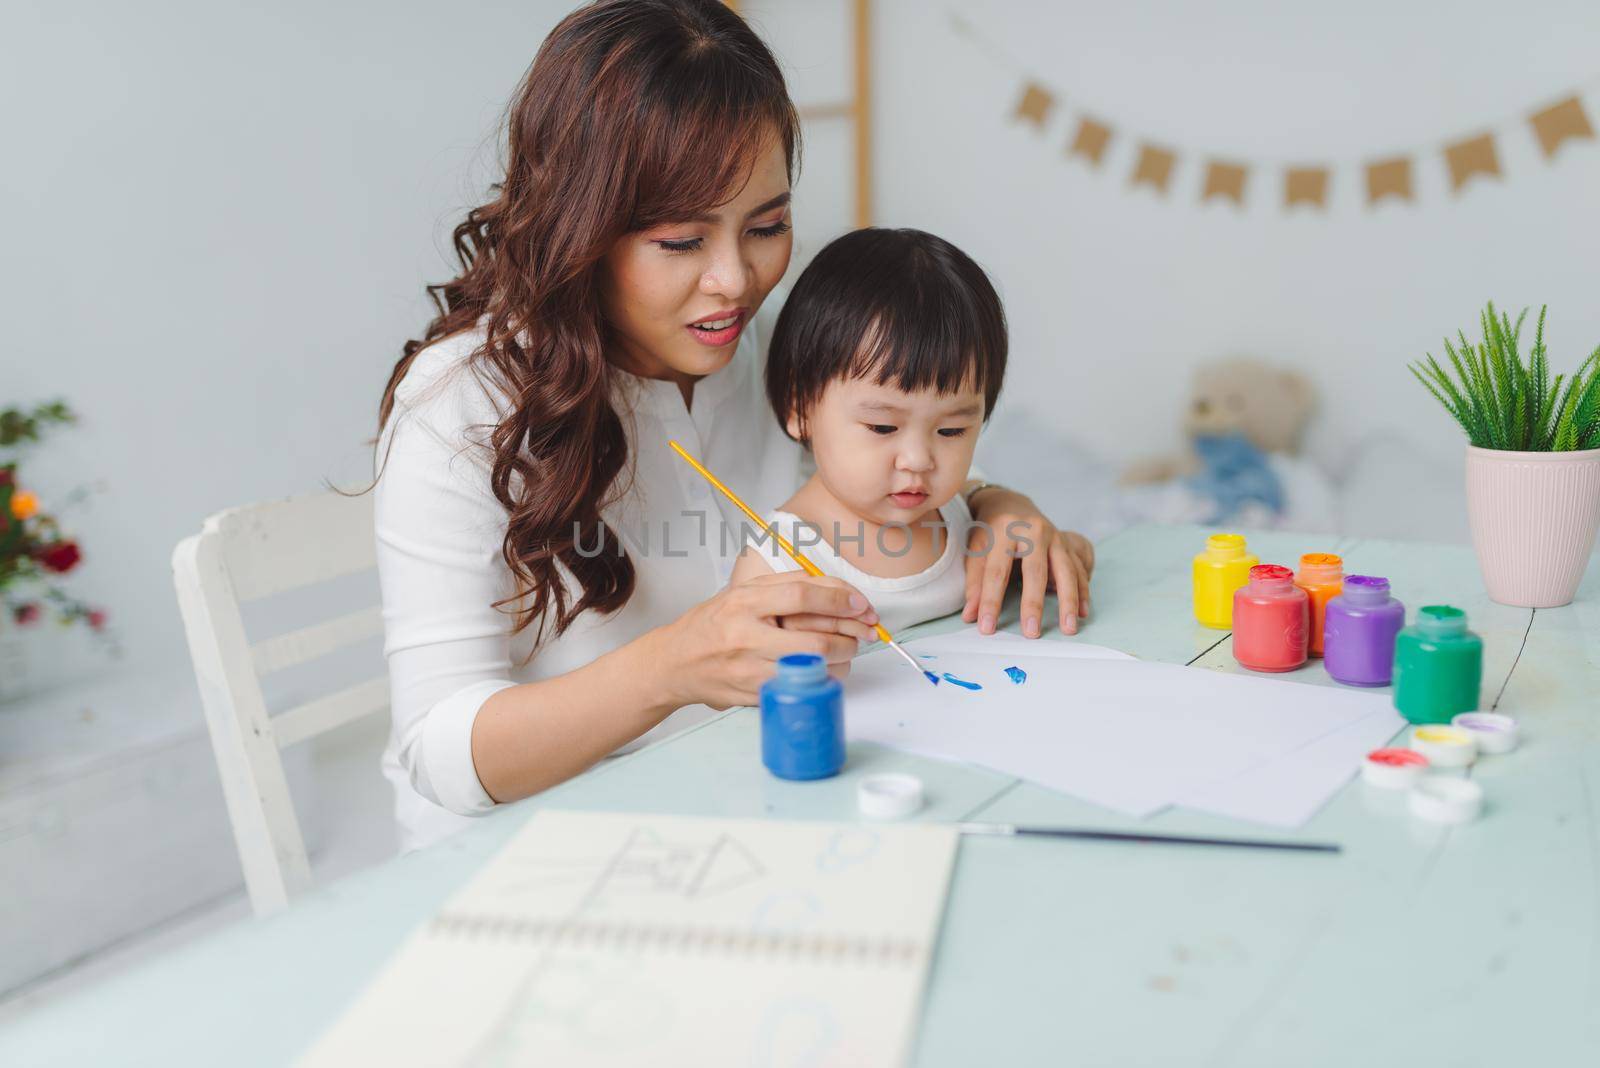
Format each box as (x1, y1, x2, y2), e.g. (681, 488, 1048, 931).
(1193, 533, 1258, 629)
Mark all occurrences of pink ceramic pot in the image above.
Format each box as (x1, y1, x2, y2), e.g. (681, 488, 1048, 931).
(1465, 445, 1600, 607)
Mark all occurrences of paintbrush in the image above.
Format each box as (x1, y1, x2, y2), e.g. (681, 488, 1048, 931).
(957, 822, 1341, 854)
(667, 440, 937, 685)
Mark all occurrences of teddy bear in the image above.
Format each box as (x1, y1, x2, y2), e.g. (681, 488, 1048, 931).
(1120, 358, 1317, 525)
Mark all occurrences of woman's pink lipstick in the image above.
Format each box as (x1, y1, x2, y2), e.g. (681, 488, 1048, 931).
(685, 309, 746, 347)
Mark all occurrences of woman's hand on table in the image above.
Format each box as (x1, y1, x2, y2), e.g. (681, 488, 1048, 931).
(660, 571, 879, 709)
(964, 488, 1095, 638)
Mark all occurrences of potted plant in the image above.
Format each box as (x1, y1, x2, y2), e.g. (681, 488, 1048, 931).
(1410, 303, 1600, 607)
(1, 401, 110, 702)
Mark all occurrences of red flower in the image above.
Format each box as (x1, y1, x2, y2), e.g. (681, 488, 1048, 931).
(14, 603, 41, 625)
(38, 541, 81, 573)
(87, 609, 108, 630)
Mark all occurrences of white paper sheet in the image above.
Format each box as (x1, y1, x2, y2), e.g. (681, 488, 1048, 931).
(298, 811, 958, 1068)
(1173, 705, 1404, 827)
(901, 627, 1135, 662)
(848, 634, 1402, 825)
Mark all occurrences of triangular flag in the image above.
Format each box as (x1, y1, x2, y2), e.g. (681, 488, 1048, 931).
(1013, 82, 1055, 129)
(1530, 96, 1595, 160)
(1366, 157, 1413, 205)
(1284, 167, 1329, 209)
(1067, 117, 1112, 165)
(1444, 133, 1500, 191)
(1202, 161, 1248, 205)
(1130, 144, 1176, 193)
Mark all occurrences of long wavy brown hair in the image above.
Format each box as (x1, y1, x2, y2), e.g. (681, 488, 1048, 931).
(378, 0, 799, 643)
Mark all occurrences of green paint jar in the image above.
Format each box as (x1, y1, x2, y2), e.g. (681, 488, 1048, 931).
(1392, 605, 1483, 725)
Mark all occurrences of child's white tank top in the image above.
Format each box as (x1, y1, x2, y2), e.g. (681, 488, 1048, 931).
(744, 496, 974, 634)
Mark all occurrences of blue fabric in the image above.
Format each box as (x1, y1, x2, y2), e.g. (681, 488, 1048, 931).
(1184, 432, 1285, 523)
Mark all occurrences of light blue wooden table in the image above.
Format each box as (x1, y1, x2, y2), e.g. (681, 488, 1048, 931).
(5, 524, 1598, 1066)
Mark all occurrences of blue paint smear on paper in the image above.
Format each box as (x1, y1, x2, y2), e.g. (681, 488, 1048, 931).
(918, 654, 937, 660)
(940, 672, 982, 691)
(923, 671, 941, 686)
(1004, 665, 1027, 685)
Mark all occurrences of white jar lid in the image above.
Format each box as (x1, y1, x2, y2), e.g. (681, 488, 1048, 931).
(1452, 712, 1519, 755)
(1411, 725, 1478, 767)
(857, 773, 924, 820)
(1362, 747, 1430, 789)
(1409, 775, 1485, 824)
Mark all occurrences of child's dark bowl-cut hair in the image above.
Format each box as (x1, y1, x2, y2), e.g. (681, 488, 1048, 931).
(766, 227, 1007, 443)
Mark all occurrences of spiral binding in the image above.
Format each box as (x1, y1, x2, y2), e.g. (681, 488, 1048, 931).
(429, 912, 922, 967)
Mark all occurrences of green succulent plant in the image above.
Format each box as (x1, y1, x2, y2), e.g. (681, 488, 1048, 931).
(1410, 303, 1600, 452)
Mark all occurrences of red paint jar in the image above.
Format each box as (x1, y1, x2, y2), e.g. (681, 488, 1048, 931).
(1232, 564, 1309, 673)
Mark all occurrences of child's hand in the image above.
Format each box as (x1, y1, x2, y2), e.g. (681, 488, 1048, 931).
(963, 489, 1095, 638)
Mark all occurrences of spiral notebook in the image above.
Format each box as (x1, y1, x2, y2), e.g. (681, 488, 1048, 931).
(298, 810, 959, 1068)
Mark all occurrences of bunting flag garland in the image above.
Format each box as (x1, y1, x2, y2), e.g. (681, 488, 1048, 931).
(1012, 81, 1054, 128)
(1068, 116, 1112, 165)
(1130, 144, 1176, 192)
(1202, 161, 1248, 205)
(1284, 166, 1329, 208)
(1366, 157, 1413, 204)
(1443, 133, 1500, 190)
(961, 14, 1597, 213)
(1530, 96, 1595, 158)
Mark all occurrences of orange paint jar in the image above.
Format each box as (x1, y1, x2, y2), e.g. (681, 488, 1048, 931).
(1295, 553, 1345, 657)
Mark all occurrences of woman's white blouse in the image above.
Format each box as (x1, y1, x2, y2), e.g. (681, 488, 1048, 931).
(374, 305, 807, 851)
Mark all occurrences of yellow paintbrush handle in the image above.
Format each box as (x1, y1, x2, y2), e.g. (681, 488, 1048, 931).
(667, 439, 899, 648)
(668, 439, 819, 575)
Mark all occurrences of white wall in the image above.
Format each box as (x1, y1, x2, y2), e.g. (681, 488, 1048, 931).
(0, 1, 576, 677)
(873, 0, 1600, 472)
(2, 0, 868, 684)
(6, 0, 1598, 685)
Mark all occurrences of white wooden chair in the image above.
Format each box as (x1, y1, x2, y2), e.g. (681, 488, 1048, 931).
(172, 492, 388, 916)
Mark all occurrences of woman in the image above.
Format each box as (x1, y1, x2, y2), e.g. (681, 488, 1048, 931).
(375, 0, 1095, 851)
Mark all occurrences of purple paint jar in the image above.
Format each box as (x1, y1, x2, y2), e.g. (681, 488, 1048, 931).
(1322, 575, 1405, 687)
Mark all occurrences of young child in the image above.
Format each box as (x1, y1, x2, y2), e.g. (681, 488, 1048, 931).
(728, 227, 1008, 633)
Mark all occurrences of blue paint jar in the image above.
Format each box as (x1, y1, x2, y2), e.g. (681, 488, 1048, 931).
(759, 653, 845, 781)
